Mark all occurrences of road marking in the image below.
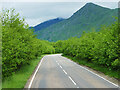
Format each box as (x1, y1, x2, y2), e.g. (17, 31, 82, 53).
(67, 59, 119, 87)
(28, 57, 44, 88)
(62, 56, 119, 88)
(63, 69, 67, 75)
(64, 56, 119, 87)
(60, 65, 63, 69)
(78, 65, 119, 87)
(68, 76, 77, 85)
(56, 60, 79, 88)
(57, 63, 60, 65)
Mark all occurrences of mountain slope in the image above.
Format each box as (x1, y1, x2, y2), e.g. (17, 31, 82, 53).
(30, 17, 64, 32)
(35, 3, 118, 42)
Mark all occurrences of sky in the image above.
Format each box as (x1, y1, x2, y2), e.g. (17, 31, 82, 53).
(0, 0, 119, 26)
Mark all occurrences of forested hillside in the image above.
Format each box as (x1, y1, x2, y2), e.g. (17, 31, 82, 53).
(1, 9, 55, 78)
(35, 3, 118, 42)
(30, 17, 64, 32)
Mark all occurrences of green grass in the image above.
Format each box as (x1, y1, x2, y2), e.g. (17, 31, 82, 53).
(2, 55, 45, 88)
(63, 54, 120, 80)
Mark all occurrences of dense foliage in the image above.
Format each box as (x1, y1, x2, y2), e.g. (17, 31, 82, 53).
(54, 21, 120, 71)
(0, 18, 1, 78)
(1, 9, 55, 78)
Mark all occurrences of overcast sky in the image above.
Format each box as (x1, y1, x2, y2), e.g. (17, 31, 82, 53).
(0, 0, 119, 26)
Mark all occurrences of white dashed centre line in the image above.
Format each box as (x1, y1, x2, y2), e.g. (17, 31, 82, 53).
(57, 63, 59, 65)
(60, 65, 63, 69)
(56, 61, 78, 88)
(63, 69, 67, 75)
(68, 76, 77, 85)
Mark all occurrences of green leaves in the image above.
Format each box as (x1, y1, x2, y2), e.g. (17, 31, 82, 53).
(2, 9, 55, 78)
(55, 20, 119, 71)
(112, 59, 120, 67)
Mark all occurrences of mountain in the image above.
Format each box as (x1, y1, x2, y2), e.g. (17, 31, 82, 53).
(30, 17, 64, 32)
(34, 3, 118, 42)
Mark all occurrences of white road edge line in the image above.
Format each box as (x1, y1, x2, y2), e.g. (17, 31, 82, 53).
(28, 57, 44, 88)
(68, 59, 119, 87)
(78, 65, 119, 87)
(68, 76, 77, 85)
(63, 69, 67, 75)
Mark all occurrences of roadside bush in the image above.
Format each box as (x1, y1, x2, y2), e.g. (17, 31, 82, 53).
(1, 9, 55, 78)
(55, 21, 119, 70)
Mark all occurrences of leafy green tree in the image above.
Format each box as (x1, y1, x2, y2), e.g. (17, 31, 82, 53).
(1, 9, 55, 78)
(55, 20, 119, 70)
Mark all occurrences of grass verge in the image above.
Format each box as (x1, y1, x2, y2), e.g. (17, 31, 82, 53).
(62, 54, 120, 80)
(2, 55, 45, 88)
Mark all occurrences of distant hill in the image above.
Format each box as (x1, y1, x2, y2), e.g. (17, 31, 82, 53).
(34, 3, 118, 42)
(30, 17, 64, 32)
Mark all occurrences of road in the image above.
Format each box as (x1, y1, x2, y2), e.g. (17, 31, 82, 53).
(28, 54, 119, 88)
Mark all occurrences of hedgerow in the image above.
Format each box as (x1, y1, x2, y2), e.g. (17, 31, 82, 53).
(54, 20, 120, 70)
(1, 9, 55, 78)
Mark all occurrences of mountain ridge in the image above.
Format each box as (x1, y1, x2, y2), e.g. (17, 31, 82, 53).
(30, 17, 64, 32)
(34, 3, 118, 41)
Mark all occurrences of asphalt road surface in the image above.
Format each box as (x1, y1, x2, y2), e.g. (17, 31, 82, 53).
(29, 54, 119, 88)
